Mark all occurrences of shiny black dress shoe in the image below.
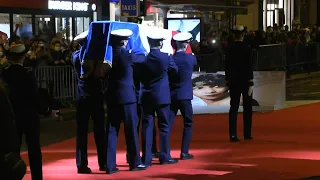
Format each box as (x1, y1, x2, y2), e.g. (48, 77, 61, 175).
(160, 158, 178, 165)
(230, 136, 240, 142)
(77, 166, 92, 174)
(130, 164, 149, 171)
(180, 153, 194, 160)
(152, 151, 160, 158)
(244, 136, 253, 140)
(106, 167, 120, 174)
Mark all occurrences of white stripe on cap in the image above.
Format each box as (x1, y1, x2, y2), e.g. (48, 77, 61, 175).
(173, 32, 192, 42)
(110, 29, 133, 37)
(74, 30, 88, 41)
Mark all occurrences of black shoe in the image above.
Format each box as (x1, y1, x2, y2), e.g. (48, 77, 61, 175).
(99, 166, 105, 171)
(106, 167, 120, 174)
(126, 154, 129, 163)
(244, 136, 253, 140)
(152, 151, 160, 158)
(130, 164, 149, 171)
(77, 166, 92, 174)
(230, 136, 240, 142)
(160, 158, 179, 165)
(180, 153, 194, 160)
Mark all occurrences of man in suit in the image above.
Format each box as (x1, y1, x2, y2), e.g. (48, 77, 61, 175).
(139, 32, 179, 165)
(0, 79, 27, 180)
(2, 44, 43, 179)
(105, 29, 148, 174)
(169, 32, 196, 160)
(225, 25, 254, 142)
(72, 32, 106, 174)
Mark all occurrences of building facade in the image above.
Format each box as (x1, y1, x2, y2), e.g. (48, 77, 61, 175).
(0, 0, 97, 40)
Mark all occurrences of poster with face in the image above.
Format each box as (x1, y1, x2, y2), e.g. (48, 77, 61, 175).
(191, 71, 286, 108)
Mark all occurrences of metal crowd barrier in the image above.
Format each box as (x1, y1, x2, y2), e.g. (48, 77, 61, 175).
(195, 43, 320, 74)
(253, 44, 287, 71)
(196, 52, 225, 72)
(27, 66, 76, 101)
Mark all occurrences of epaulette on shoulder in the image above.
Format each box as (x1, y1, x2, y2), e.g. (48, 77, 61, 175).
(129, 49, 132, 53)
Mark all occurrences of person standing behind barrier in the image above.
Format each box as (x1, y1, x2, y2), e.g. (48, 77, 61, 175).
(1, 44, 43, 180)
(72, 32, 106, 174)
(105, 29, 148, 174)
(139, 32, 179, 166)
(169, 32, 196, 160)
(225, 25, 254, 142)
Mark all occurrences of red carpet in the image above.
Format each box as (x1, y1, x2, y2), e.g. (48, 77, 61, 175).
(22, 103, 320, 180)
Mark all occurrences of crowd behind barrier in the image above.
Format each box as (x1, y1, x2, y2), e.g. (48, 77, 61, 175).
(197, 42, 320, 73)
(27, 43, 320, 100)
(26, 66, 76, 108)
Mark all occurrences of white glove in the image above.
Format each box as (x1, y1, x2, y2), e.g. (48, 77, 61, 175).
(248, 86, 254, 96)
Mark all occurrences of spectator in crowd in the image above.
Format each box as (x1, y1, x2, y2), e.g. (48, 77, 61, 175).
(35, 39, 52, 66)
(50, 40, 66, 66)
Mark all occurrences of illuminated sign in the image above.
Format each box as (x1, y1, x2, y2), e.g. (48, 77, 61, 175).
(120, 0, 139, 17)
(48, 1, 89, 11)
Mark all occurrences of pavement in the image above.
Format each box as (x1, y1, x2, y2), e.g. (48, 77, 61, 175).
(287, 71, 320, 100)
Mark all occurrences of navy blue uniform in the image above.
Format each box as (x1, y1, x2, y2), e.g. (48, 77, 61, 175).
(72, 49, 106, 172)
(2, 64, 43, 180)
(105, 47, 145, 170)
(139, 48, 178, 164)
(169, 52, 196, 154)
(225, 41, 254, 140)
(133, 71, 158, 155)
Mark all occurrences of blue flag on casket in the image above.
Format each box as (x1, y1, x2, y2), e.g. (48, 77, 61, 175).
(80, 21, 147, 75)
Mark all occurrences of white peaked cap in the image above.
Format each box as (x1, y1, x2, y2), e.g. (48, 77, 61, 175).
(147, 31, 166, 40)
(234, 25, 244, 31)
(173, 32, 192, 42)
(74, 30, 88, 41)
(9, 44, 26, 54)
(110, 29, 133, 37)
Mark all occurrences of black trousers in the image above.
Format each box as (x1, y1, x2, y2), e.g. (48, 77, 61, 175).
(76, 95, 105, 169)
(229, 84, 253, 138)
(16, 114, 43, 180)
(137, 104, 158, 153)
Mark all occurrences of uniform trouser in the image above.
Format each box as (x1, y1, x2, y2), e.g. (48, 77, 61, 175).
(106, 103, 142, 169)
(229, 84, 253, 138)
(76, 95, 105, 169)
(141, 104, 171, 164)
(16, 114, 43, 180)
(169, 100, 193, 153)
(137, 104, 158, 153)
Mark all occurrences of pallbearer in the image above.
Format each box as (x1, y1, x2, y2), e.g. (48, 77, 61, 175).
(105, 29, 148, 174)
(72, 31, 106, 174)
(225, 25, 254, 142)
(133, 70, 159, 159)
(139, 32, 179, 165)
(169, 32, 196, 160)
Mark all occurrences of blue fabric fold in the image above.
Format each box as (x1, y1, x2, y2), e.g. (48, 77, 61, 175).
(80, 21, 147, 75)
